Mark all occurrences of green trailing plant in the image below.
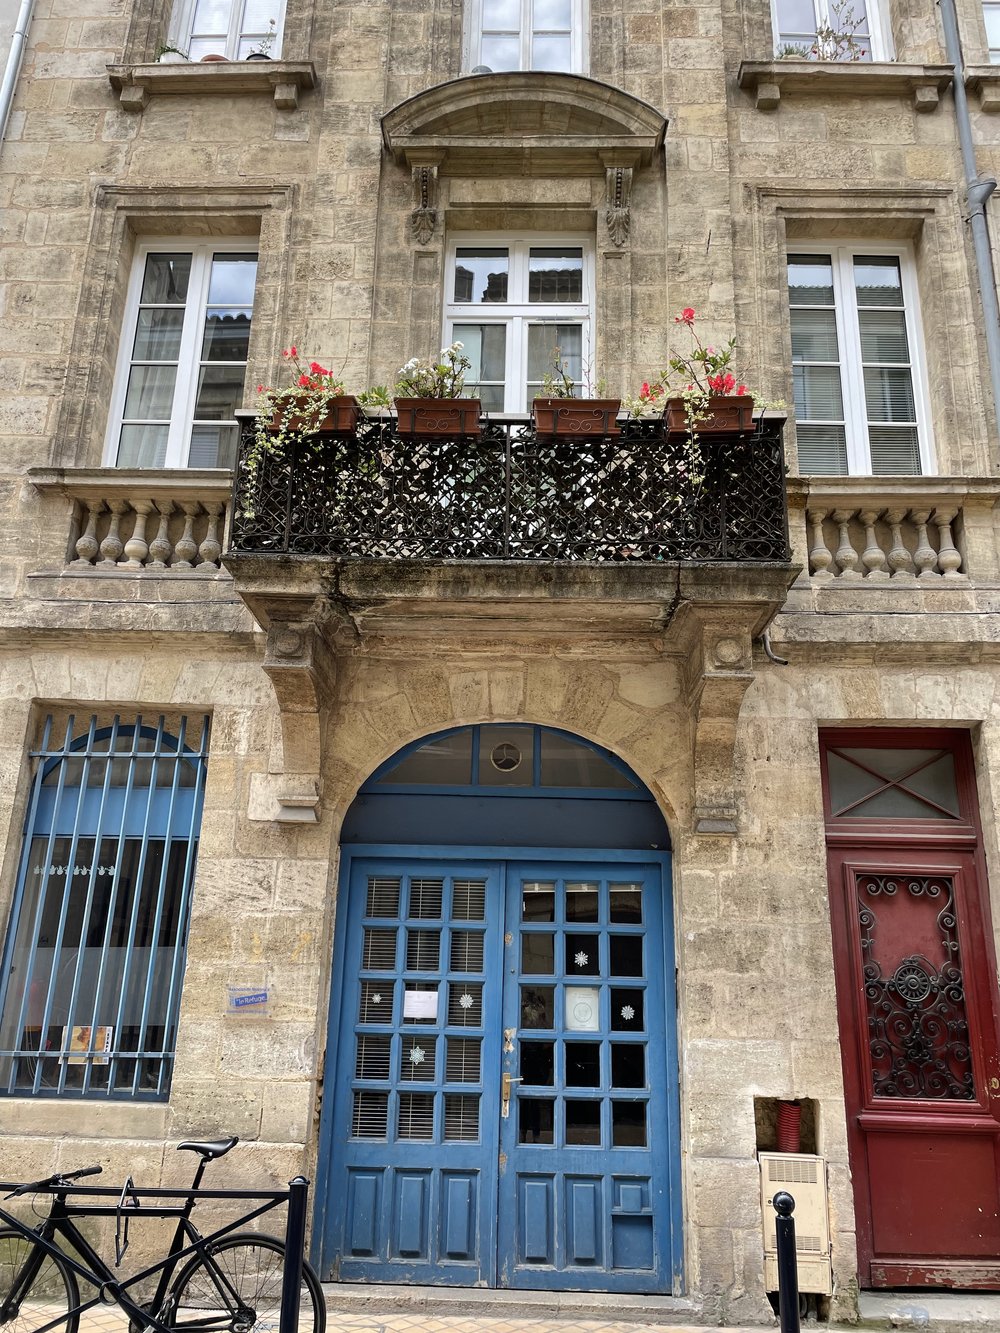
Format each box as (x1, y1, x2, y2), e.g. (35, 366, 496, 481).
(242, 345, 350, 516)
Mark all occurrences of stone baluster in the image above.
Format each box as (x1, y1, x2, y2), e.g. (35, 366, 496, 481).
(885, 508, 916, 579)
(122, 499, 153, 569)
(198, 500, 224, 568)
(147, 500, 174, 569)
(832, 509, 862, 578)
(173, 502, 201, 569)
(72, 500, 103, 566)
(933, 508, 963, 579)
(99, 500, 128, 567)
(859, 509, 889, 580)
(910, 509, 938, 578)
(807, 508, 834, 579)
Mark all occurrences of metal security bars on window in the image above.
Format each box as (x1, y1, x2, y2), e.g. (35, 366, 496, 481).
(0, 715, 209, 1099)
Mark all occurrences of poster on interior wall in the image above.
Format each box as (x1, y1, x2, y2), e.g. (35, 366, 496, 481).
(403, 988, 439, 1020)
(62, 1025, 113, 1064)
(564, 986, 600, 1031)
(227, 984, 270, 1015)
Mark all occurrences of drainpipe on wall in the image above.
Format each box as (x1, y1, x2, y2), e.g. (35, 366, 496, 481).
(938, 0, 1000, 449)
(0, 0, 35, 144)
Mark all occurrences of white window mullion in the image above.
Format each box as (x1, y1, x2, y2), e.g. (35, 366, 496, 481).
(165, 250, 209, 469)
(834, 250, 871, 474)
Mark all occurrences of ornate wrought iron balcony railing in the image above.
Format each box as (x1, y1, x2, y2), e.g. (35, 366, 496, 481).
(230, 414, 790, 563)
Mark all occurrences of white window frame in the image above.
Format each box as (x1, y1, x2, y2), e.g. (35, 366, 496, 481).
(770, 0, 893, 60)
(444, 233, 595, 415)
(788, 242, 934, 476)
(984, 1, 1000, 62)
(104, 238, 258, 470)
(463, 0, 587, 73)
(167, 0, 286, 60)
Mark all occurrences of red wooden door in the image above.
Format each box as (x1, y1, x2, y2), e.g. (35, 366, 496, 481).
(822, 732, 1000, 1289)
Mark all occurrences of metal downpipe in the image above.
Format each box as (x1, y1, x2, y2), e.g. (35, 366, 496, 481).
(0, 0, 35, 143)
(938, 0, 1000, 447)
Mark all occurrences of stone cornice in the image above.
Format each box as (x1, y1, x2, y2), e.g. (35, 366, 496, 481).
(786, 475, 1000, 510)
(381, 72, 666, 175)
(107, 59, 317, 111)
(737, 59, 953, 112)
(965, 66, 1000, 111)
(29, 466, 233, 502)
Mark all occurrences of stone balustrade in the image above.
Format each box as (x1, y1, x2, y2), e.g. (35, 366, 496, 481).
(28, 470, 232, 574)
(787, 478, 1000, 586)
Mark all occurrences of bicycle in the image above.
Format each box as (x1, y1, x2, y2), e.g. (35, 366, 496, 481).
(0, 1136, 325, 1333)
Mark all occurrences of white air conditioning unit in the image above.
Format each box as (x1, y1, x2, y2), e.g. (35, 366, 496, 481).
(759, 1152, 833, 1296)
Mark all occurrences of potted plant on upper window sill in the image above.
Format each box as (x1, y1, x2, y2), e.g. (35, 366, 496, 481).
(393, 342, 482, 437)
(531, 354, 621, 438)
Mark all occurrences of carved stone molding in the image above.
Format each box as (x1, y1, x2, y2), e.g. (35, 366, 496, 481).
(411, 163, 439, 244)
(605, 165, 633, 248)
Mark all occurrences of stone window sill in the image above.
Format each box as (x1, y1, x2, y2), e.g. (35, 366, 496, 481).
(107, 60, 317, 112)
(737, 59, 953, 112)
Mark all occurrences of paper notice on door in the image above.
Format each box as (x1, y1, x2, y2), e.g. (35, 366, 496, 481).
(565, 986, 600, 1031)
(403, 988, 439, 1020)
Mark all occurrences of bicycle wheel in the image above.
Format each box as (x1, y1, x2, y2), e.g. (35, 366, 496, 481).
(167, 1233, 324, 1333)
(0, 1228, 80, 1333)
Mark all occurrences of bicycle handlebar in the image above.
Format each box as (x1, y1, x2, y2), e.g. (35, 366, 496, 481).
(5, 1164, 103, 1198)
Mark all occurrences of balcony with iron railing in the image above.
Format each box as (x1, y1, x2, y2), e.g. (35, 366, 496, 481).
(229, 412, 791, 565)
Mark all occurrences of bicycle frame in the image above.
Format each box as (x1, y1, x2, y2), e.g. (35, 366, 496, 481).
(0, 1171, 310, 1333)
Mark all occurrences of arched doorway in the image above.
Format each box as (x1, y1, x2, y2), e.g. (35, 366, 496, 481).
(315, 725, 681, 1293)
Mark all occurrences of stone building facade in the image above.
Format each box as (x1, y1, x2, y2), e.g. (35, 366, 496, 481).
(2, 0, 1000, 1322)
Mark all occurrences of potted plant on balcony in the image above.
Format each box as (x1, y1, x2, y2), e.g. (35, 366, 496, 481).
(393, 342, 482, 436)
(629, 307, 756, 437)
(531, 351, 621, 438)
(259, 345, 359, 435)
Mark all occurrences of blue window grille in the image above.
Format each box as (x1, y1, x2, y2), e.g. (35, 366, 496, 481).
(0, 714, 210, 1099)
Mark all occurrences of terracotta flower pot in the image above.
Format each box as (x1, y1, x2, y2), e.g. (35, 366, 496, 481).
(200, 53, 229, 62)
(664, 394, 755, 433)
(393, 397, 482, 437)
(532, 397, 621, 438)
(268, 393, 360, 435)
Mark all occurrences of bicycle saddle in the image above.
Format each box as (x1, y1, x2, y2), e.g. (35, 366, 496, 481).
(176, 1136, 239, 1160)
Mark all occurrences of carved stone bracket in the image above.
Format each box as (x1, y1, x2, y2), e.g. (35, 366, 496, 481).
(251, 616, 334, 824)
(605, 165, 634, 248)
(683, 612, 757, 835)
(411, 164, 439, 244)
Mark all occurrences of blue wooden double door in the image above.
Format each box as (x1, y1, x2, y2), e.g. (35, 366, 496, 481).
(323, 854, 680, 1292)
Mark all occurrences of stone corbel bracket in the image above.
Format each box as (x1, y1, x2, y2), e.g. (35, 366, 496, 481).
(409, 154, 443, 245)
(251, 616, 334, 824)
(683, 613, 758, 836)
(604, 164, 634, 248)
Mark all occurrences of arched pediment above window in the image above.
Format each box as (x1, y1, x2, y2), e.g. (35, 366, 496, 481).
(381, 72, 666, 175)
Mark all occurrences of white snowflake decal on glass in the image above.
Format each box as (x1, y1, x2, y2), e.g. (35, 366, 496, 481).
(409, 1045, 426, 1065)
(574, 951, 589, 968)
(459, 992, 474, 1010)
(620, 1004, 635, 1021)
(371, 993, 382, 1005)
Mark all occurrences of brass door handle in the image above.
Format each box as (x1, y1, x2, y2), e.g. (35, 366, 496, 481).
(501, 1073, 522, 1101)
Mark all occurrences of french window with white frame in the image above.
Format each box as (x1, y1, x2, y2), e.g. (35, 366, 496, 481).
(0, 715, 209, 1100)
(106, 242, 258, 470)
(771, 0, 892, 59)
(787, 247, 932, 475)
(465, 0, 586, 73)
(168, 0, 285, 61)
(444, 236, 594, 414)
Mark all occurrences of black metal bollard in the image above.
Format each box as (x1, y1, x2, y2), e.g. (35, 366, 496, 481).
(772, 1189, 800, 1333)
(279, 1176, 309, 1333)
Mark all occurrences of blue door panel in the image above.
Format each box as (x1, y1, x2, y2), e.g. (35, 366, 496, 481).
(321, 851, 680, 1293)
